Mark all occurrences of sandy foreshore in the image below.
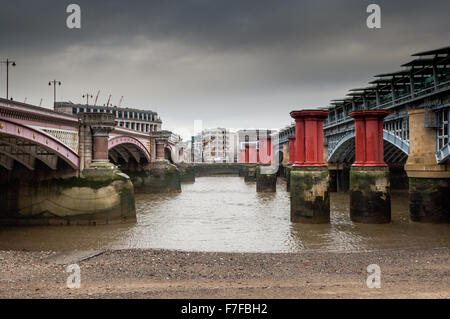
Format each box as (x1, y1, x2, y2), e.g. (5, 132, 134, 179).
(0, 247, 449, 298)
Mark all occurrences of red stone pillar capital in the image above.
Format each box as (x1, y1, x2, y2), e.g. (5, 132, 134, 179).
(290, 110, 329, 167)
(287, 136, 296, 165)
(349, 110, 391, 167)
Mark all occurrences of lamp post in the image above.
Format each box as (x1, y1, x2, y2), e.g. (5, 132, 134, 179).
(1, 58, 16, 100)
(82, 93, 93, 106)
(49, 80, 61, 107)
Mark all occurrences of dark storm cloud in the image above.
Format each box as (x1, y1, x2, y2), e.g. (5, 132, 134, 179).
(0, 0, 449, 136)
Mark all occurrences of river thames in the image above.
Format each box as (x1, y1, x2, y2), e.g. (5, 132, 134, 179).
(0, 176, 449, 252)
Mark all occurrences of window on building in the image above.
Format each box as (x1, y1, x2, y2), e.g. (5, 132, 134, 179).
(72, 108, 77, 115)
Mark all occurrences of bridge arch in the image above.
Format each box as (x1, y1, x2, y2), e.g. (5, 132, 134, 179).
(0, 118, 79, 170)
(108, 136, 151, 165)
(436, 144, 450, 164)
(327, 131, 409, 164)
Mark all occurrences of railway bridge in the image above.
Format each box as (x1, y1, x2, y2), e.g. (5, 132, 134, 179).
(279, 46, 450, 223)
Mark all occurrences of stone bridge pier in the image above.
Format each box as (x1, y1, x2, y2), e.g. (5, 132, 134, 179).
(242, 140, 257, 182)
(290, 110, 330, 224)
(125, 131, 181, 193)
(285, 136, 295, 192)
(256, 136, 277, 192)
(348, 110, 391, 224)
(77, 113, 137, 223)
(405, 109, 450, 223)
(0, 111, 137, 226)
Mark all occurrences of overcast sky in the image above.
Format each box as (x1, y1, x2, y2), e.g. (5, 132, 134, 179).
(0, 0, 449, 139)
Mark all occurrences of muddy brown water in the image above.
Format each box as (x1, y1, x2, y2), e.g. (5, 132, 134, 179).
(0, 176, 449, 252)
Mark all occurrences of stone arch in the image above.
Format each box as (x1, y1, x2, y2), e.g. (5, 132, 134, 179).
(0, 118, 79, 170)
(165, 145, 174, 163)
(108, 136, 151, 164)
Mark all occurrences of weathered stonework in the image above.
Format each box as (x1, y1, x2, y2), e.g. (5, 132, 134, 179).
(350, 167, 391, 224)
(285, 165, 292, 192)
(177, 163, 196, 183)
(290, 167, 330, 224)
(244, 165, 257, 182)
(256, 165, 277, 192)
(409, 177, 450, 223)
(405, 109, 450, 178)
(0, 167, 136, 226)
(194, 163, 243, 177)
(128, 160, 181, 193)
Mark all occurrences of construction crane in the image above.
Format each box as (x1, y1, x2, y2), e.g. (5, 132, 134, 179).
(94, 90, 100, 106)
(39, 98, 43, 107)
(118, 96, 124, 107)
(106, 94, 112, 107)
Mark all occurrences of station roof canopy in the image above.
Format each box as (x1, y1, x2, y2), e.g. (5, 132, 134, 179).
(374, 70, 410, 78)
(412, 46, 450, 56)
(326, 46, 450, 114)
(401, 57, 450, 67)
(349, 87, 378, 92)
(330, 99, 352, 104)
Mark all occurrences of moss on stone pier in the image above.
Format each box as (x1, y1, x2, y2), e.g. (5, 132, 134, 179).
(349, 167, 391, 224)
(127, 161, 181, 193)
(0, 168, 136, 226)
(177, 163, 196, 183)
(256, 166, 277, 192)
(290, 168, 330, 224)
(409, 177, 450, 223)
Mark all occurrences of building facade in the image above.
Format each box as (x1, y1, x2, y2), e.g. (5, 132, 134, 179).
(192, 128, 238, 163)
(54, 102, 162, 134)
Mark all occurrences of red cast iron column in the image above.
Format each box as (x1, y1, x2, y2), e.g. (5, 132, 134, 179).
(290, 110, 329, 167)
(288, 136, 296, 165)
(289, 109, 330, 224)
(349, 110, 390, 167)
(348, 110, 391, 224)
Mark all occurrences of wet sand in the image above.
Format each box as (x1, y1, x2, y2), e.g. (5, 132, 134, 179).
(1, 247, 449, 298)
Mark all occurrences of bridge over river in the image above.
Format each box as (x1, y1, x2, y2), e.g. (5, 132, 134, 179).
(0, 47, 449, 225)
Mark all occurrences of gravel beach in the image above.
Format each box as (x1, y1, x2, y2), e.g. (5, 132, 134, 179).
(0, 247, 449, 298)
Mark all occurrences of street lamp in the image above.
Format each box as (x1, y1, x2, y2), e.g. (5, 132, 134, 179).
(49, 80, 62, 107)
(82, 93, 93, 106)
(1, 58, 16, 100)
